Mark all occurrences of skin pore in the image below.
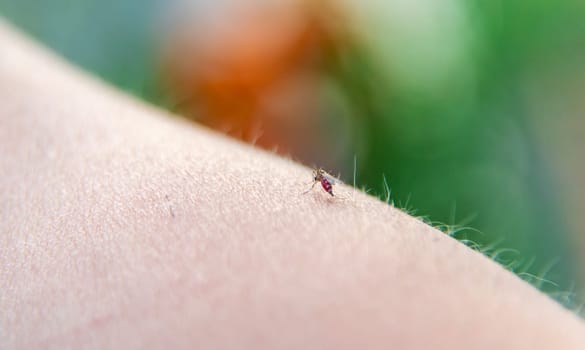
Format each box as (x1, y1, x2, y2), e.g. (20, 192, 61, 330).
(1, 20, 584, 349)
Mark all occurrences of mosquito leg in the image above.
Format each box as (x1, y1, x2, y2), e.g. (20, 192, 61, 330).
(302, 181, 317, 195)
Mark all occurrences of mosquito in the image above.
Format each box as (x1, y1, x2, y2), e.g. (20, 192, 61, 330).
(304, 168, 339, 196)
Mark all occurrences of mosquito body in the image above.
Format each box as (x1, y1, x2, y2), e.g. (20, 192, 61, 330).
(305, 168, 337, 196)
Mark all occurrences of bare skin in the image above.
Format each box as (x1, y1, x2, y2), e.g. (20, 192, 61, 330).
(0, 20, 584, 350)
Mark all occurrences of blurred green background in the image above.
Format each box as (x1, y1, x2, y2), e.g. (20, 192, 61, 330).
(2, 0, 584, 311)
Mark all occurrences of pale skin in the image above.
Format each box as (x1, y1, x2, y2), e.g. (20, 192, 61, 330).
(0, 20, 584, 350)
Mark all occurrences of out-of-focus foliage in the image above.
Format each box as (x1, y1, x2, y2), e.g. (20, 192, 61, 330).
(2, 0, 584, 306)
(334, 0, 585, 297)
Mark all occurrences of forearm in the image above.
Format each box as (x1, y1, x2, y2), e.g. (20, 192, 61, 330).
(1, 20, 584, 349)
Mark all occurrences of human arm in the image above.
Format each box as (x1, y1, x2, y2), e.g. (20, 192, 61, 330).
(0, 20, 584, 349)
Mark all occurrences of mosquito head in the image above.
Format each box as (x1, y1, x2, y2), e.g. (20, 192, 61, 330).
(313, 168, 324, 181)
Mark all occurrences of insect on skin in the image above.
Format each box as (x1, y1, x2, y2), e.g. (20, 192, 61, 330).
(304, 168, 337, 196)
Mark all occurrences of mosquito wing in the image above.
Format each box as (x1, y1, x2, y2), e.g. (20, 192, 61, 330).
(323, 172, 341, 186)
